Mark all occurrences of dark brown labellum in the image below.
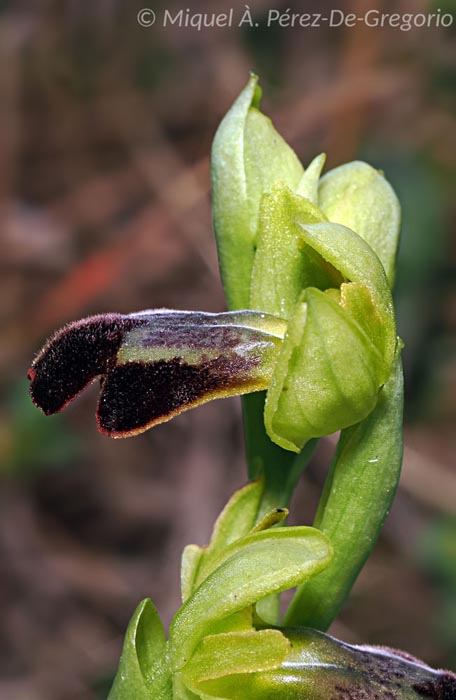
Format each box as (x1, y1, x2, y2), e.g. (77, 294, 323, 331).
(28, 310, 283, 437)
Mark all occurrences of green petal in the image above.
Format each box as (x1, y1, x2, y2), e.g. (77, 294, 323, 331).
(169, 526, 332, 670)
(318, 160, 401, 285)
(172, 676, 202, 700)
(297, 221, 396, 367)
(204, 609, 254, 637)
(211, 75, 303, 309)
(194, 502, 290, 592)
(296, 153, 326, 204)
(265, 288, 385, 452)
(181, 544, 204, 603)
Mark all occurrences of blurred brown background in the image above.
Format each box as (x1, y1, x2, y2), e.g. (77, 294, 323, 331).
(0, 0, 455, 698)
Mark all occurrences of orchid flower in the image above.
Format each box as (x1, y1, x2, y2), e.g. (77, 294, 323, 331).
(27, 76, 455, 700)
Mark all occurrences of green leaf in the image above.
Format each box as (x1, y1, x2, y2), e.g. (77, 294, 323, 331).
(318, 161, 401, 285)
(182, 630, 290, 684)
(250, 182, 332, 319)
(265, 288, 387, 452)
(108, 599, 169, 700)
(169, 526, 332, 670)
(211, 75, 303, 310)
(284, 350, 404, 629)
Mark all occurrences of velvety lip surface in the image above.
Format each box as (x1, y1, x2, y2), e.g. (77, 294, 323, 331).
(28, 310, 284, 437)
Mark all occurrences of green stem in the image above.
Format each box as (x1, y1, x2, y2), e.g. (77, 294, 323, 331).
(242, 392, 317, 519)
(283, 351, 404, 629)
(242, 391, 317, 625)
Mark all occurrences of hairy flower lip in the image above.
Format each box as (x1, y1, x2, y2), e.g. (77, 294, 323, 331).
(28, 309, 285, 438)
(95, 361, 272, 439)
(28, 313, 134, 416)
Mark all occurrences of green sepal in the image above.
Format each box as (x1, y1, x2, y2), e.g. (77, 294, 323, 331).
(296, 220, 390, 296)
(108, 599, 170, 700)
(250, 182, 333, 319)
(205, 480, 264, 553)
(284, 349, 404, 629)
(186, 480, 264, 596)
(194, 510, 298, 593)
(265, 287, 388, 452)
(262, 218, 398, 452)
(169, 526, 332, 670)
(243, 110, 304, 237)
(211, 75, 303, 310)
(318, 160, 401, 285)
(182, 629, 290, 684)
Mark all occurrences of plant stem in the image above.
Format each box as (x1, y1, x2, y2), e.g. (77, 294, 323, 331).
(242, 391, 317, 624)
(283, 352, 404, 629)
(242, 392, 317, 518)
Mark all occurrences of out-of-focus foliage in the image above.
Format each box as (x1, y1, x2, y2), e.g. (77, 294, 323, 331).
(418, 517, 456, 666)
(0, 380, 80, 477)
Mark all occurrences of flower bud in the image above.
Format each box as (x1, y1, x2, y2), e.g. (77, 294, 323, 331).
(211, 74, 304, 310)
(197, 627, 456, 700)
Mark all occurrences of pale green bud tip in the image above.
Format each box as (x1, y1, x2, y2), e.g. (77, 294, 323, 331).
(318, 160, 401, 285)
(211, 75, 304, 310)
